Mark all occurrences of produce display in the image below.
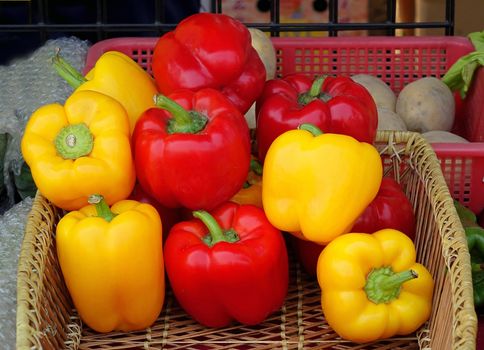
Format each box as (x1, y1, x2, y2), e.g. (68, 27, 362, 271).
(20, 11, 484, 346)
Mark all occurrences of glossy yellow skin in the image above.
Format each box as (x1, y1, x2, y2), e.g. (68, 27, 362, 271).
(21, 90, 136, 211)
(80, 51, 158, 134)
(262, 129, 383, 244)
(56, 200, 165, 333)
(317, 229, 434, 343)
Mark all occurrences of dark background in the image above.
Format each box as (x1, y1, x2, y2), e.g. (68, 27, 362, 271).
(0, 0, 201, 64)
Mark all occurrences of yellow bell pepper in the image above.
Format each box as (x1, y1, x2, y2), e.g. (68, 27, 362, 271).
(21, 90, 136, 211)
(317, 229, 434, 343)
(56, 194, 165, 333)
(262, 123, 382, 244)
(231, 158, 263, 208)
(53, 50, 157, 134)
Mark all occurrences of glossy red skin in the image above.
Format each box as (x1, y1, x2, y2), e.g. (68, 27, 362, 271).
(129, 183, 183, 239)
(289, 235, 324, 277)
(255, 73, 378, 161)
(152, 13, 266, 115)
(164, 202, 289, 327)
(292, 177, 416, 277)
(351, 177, 416, 239)
(132, 88, 251, 211)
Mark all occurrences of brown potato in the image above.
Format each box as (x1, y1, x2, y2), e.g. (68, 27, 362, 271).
(396, 77, 455, 133)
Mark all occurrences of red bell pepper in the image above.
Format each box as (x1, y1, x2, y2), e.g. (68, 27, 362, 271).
(152, 13, 266, 115)
(129, 183, 182, 239)
(164, 202, 289, 327)
(255, 73, 378, 161)
(292, 177, 416, 276)
(132, 89, 251, 211)
(289, 235, 324, 277)
(351, 177, 416, 239)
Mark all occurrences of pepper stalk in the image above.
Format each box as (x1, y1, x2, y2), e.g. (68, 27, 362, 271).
(52, 50, 88, 89)
(193, 210, 239, 247)
(154, 95, 208, 134)
(88, 194, 117, 222)
(364, 266, 418, 304)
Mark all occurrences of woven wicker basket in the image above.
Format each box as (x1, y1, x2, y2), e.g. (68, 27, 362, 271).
(16, 131, 477, 350)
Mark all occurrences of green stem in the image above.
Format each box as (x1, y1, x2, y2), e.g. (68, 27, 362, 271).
(364, 267, 418, 304)
(298, 123, 323, 136)
(88, 194, 117, 222)
(55, 123, 94, 159)
(193, 210, 239, 247)
(250, 159, 263, 176)
(308, 76, 326, 97)
(52, 50, 87, 89)
(154, 95, 208, 134)
(298, 75, 328, 105)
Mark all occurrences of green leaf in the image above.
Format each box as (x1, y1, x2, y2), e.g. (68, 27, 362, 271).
(441, 31, 484, 98)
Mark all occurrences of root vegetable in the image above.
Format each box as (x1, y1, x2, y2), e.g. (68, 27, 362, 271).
(377, 107, 407, 131)
(351, 74, 397, 111)
(248, 28, 276, 80)
(421, 131, 469, 143)
(245, 28, 277, 128)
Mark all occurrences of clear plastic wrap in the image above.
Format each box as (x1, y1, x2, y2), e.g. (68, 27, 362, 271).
(0, 197, 33, 349)
(0, 37, 90, 212)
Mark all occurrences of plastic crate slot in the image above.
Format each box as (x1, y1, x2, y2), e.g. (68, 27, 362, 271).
(441, 157, 473, 204)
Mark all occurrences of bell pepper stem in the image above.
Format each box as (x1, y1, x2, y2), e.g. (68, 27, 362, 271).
(364, 267, 418, 304)
(193, 210, 239, 247)
(55, 123, 94, 159)
(298, 123, 323, 136)
(250, 159, 263, 176)
(309, 76, 326, 97)
(88, 194, 117, 222)
(298, 75, 330, 104)
(154, 95, 208, 134)
(52, 49, 87, 89)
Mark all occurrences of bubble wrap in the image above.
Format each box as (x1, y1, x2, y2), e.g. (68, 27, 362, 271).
(0, 37, 90, 210)
(0, 197, 33, 349)
(0, 37, 90, 349)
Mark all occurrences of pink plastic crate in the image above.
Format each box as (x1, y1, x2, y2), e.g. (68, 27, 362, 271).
(85, 36, 484, 214)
